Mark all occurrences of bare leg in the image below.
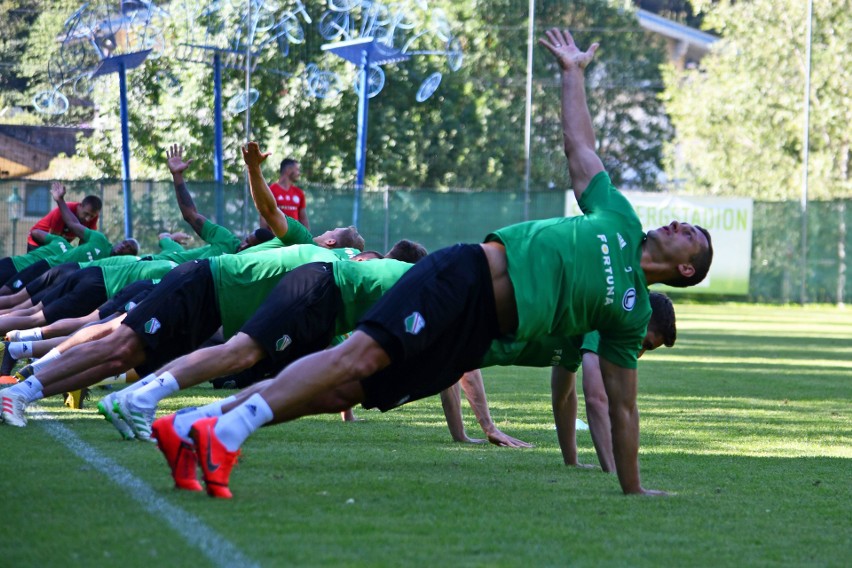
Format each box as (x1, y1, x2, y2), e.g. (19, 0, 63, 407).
(0, 289, 30, 310)
(222, 331, 390, 424)
(36, 326, 146, 397)
(157, 332, 266, 390)
(40, 311, 102, 339)
(0, 310, 48, 334)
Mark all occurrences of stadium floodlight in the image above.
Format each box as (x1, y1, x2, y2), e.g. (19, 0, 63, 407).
(323, 37, 410, 227)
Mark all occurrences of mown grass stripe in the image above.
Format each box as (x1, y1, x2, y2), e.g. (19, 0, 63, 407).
(31, 407, 260, 568)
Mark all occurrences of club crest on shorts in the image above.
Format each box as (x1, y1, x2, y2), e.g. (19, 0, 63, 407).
(404, 312, 426, 335)
(275, 335, 292, 351)
(622, 288, 637, 311)
(144, 317, 161, 334)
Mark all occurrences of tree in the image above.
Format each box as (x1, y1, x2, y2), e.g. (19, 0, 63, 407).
(13, 0, 672, 193)
(662, 0, 851, 200)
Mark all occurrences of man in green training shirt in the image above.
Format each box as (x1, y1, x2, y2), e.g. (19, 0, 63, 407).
(152, 27, 712, 499)
(0, 183, 138, 295)
(0, 142, 365, 429)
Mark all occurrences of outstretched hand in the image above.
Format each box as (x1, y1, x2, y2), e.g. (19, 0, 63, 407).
(166, 144, 193, 175)
(50, 181, 66, 202)
(242, 141, 271, 168)
(486, 428, 534, 448)
(538, 28, 599, 72)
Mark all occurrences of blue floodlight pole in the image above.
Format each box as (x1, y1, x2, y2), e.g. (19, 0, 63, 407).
(323, 38, 409, 228)
(92, 49, 152, 240)
(117, 61, 133, 238)
(353, 48, 371, 227)
(213, 52, 225, 223)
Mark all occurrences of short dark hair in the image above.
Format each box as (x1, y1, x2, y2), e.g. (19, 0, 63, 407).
(280, 158, 298, 175)
(353, 250, 384, 260)
(386, 239, 428, 264)
(81, 195, 102, 211)
(648, 292, 676, 347)
(335, 226, 365, 251)
(253, 228, 275, 244)
(666, 225, 713, 288)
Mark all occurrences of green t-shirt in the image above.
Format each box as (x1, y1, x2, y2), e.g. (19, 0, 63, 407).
(236, 218, 315, 254)
(157, 237, 186, 253)
(10, 234, 70, 270)
(580, 331, 600, 355)
(480, 335, 584, 373)
(487, 171, 650, 369)
(149, 220, 242, 263)
(80, 255, 141, 269)
(101, 260, 178, 298)
(332, 259, 412, 334)
(57, 228, 112, 265)
(211, 244, 343, 338)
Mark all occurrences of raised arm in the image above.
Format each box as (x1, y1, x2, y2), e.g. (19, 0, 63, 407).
(29, 229, 50, 246)
(50, 182, 87, 239)
(459, 369, 532, 448)
(242, 142, 290, 238)
(539, 28, 605, 201)
(599, 357, 667, 496)
(166, 144, 207, 236)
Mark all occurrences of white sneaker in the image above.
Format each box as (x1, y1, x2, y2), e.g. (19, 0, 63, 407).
(114, 394, 156, 442)
(1, 390, 27, 427)
(97, 392, 134, 440)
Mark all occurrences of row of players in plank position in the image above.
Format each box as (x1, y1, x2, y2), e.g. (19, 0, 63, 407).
(0, 29, 712, 498)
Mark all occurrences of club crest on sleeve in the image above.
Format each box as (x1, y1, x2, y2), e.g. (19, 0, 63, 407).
(144, 318, 161, 334)
(404, 312, 425, 335)
(276, 335, 292, 352)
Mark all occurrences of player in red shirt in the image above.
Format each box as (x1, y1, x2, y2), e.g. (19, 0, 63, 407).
(262, 158, 309, 231)
(27, 195, 102, 251)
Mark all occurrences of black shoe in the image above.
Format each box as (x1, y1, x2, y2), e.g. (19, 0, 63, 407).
(0, 341, 14, 375)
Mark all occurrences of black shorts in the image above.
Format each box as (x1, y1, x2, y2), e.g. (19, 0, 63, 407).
(123, 260, 222, 375)
(41, 266, 107, 322)
(24, 262, 79, 297)
(0, 257, 18, 285)
(241, 262, 341, 373)
(4, 259, 51, 291)
(97, 279, 156, 319)
(357, 244, 501, 411)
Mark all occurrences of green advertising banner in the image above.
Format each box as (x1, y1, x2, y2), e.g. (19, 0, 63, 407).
(566, 193, 754, 295)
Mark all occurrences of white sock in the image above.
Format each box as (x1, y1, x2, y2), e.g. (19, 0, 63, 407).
(31, 348, 62, 373)
(119, 374, 157, 395)
(8, 341, 33, 360)
(173, 395, 237, 442)
(11, 377, 45, 403)
(18, 328, 42, 341)
(130, 372, 179, 409)
(214, 393, 274, 452)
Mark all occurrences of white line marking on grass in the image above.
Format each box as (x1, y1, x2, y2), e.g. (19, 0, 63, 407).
(33, 409, 260, 568)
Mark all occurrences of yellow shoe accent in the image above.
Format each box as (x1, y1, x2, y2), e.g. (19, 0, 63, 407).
(64, 389, 86, 410)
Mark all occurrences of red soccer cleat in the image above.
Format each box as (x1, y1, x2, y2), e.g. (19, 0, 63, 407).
(189, 417, 240, 499)
(151, 414, 202, 492)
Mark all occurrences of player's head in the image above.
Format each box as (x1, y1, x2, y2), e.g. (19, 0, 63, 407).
(353, 250, 384, 261)
(385, 239, 428, 264)
(236, 228, 275, 252)
(280, 158, 300, 181)
(639, 292, 676, 357)
(77, 195, 102, 223)
(313, 226, 365, 251)
(645, 221, 713, 288)
(111, 238, 139, 256)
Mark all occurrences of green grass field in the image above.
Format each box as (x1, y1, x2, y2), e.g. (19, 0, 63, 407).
(1, 304, 850, 567)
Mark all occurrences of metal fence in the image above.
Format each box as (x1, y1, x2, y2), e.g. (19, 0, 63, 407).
(0, 179, 848, 304)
